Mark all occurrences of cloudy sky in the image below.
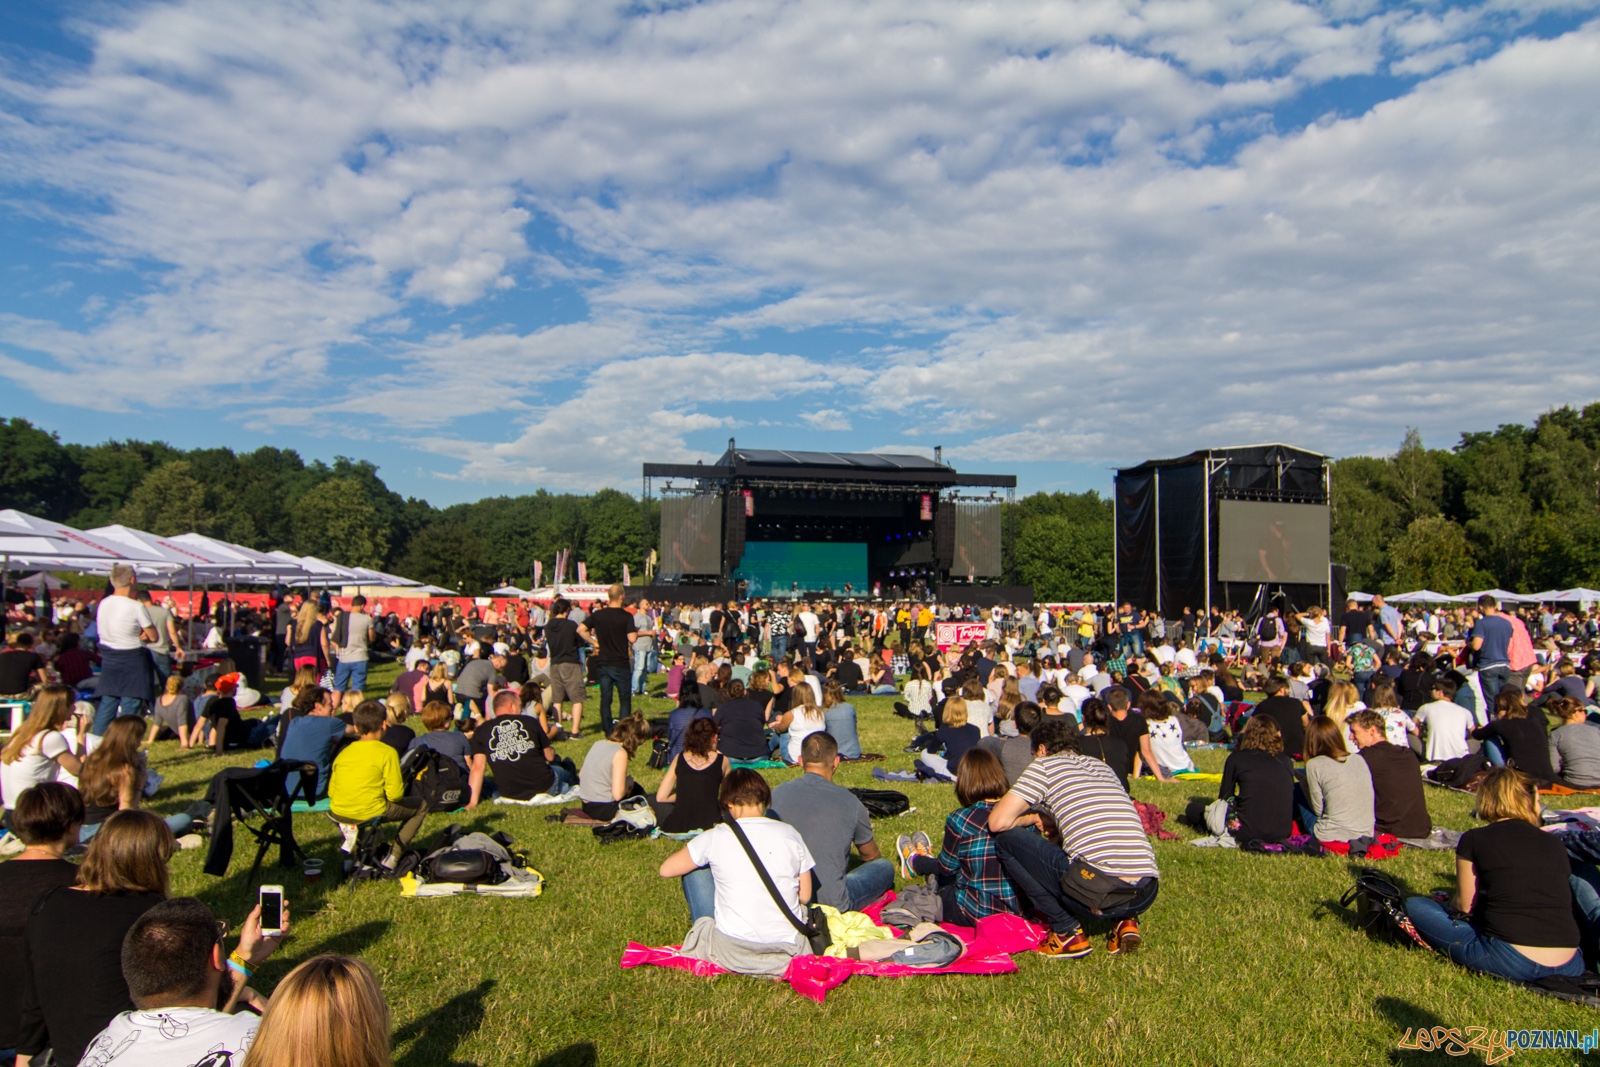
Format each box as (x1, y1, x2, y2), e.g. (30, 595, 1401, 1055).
(2, 0, 1597, 505)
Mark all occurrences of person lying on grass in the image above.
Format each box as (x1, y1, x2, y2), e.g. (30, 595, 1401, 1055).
(658, 768, 816, 976)
(1403, 768, 1584, 983)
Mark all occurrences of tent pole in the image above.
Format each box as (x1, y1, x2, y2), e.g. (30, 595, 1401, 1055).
(2, 553, 8, 641)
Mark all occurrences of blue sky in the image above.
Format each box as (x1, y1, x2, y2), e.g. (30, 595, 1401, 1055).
(2, 0, 1598, 507)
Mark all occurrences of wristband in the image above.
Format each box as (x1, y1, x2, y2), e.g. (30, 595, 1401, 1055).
(227, 952, 254, 979)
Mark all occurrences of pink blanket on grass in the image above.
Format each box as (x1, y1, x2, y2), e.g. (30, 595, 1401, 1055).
(619, 893, 1049, 1002)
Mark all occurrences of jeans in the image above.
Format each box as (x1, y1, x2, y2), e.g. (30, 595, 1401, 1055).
(770, 634, 788, 664)
(1479, 665, 1512, 705)
(1403, 897, 1583, 981)
(993, 827, 1159, 935)
(149, 652, 172, 687)
(683, 866, 716, 922)
(83, 812, 192, 841)
(333, 660, 368, 694)
(871, 685, 899, 695)
(596, 665, 632, 735)
(1484, 738, 1506, 767)
(845, 858, 897, 910)
(550, 764, 577, 793)
(1292, 784, 1319, 836)
(94, 695, 147, 735)
(632, 649, 652, 695)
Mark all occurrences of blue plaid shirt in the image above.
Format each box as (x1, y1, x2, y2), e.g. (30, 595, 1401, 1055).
(932, 801, 1021, 922)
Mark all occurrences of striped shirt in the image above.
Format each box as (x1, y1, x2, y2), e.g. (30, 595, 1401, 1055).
(1010, 755, 1160, 880)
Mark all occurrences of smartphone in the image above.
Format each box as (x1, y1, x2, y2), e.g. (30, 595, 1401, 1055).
(258, 885, 284, 937)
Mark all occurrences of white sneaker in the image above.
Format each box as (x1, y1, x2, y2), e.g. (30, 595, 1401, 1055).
(175, 834, 204, 851)
(339, 822, 360, 853)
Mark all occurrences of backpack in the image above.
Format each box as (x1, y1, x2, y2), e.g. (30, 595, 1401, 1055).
(1258, 616, 1279, 641)
(849, 788, 910, 818)
(401, 746, 468, 812)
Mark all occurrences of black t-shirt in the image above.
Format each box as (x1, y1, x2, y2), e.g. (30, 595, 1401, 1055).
(834, 659, 864, 687)
(1358, 742, 1431, 838)
(291, 619, 324, 658)
(0, 650, 44, 695)
(0, 859, 79, 1049)
(203, 697, 251, 747)
(1106, 711, 1149, 769)
(545, 618, 582, 665)
(1080, 734, 1131, 791)
(935, 724, 981, 769)
(1220, 748, 1296, 844)
(714, 696, 771, 761)
(1473, 717, 1554, 783)
(1458, 819, 1580, 948)
(471, 714, 554, 799)
(587, 607, 636, 668)
(381, 723, 415, 757)
(1340, 610, 1373, 641)
(19, 888, 165, 1064)
(500, 654, 530, 685)
(1252, 696, 1308, 759)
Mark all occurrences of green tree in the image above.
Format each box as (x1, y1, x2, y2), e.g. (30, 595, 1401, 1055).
(1013, 514, 1113, 601)
(396, 521, 493, 593)
(1385, 516, 1490, 593)
(290, 478, 389, 568)
(0, 418, 81, 518)
(68, 439, 183, 528)
(116, 460, 255, 542)
(1329, 456, 1401, 592)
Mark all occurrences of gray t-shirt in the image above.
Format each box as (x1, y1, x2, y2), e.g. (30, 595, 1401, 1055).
(578, 739, 625, 805)
(143, 604, 173, 653)
(338, 611, 373, 663)
(768, 773, 874, 910)
(453, 659, 501, 699)
(1304, 754, 1376, 844)
(1551, 722, 1600, 789)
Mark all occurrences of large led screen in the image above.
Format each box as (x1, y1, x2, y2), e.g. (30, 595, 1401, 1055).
(733, 542, 867, 596)
(659, 494, 723, 576)
(1216, 500, 1330, 583)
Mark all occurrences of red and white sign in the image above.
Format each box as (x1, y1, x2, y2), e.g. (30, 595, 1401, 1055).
(934, 621, 989, 650)
(920, 493, 933, 521)
(743, 489, 754, 517)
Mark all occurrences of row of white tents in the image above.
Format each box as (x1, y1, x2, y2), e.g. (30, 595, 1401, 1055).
(1349, 588, 1600, 606)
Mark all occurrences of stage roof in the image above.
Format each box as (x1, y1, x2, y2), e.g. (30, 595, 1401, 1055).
(717, 448, 949, 471)
(1117, 442, 1327, 472)
(643, 447, 1015, 488)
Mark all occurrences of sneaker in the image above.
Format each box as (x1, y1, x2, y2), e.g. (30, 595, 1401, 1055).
(910, 830, 933, 857)
(175, 834, 205, 851)
(1039, 930, 1092, 959)
(1106, 919, 1142, 956)
(895, 833, 914, 879)
(338, 822, 360, 854)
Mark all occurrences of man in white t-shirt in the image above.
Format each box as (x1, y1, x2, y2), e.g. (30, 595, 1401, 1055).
(93, 563, 158, 734)
(1414, 677, 1474, 762)
(796, 603, 821, 660)
(80, 896, 288, 1067)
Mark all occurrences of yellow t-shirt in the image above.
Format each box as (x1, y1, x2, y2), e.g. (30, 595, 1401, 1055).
(328, 739, 403, 821)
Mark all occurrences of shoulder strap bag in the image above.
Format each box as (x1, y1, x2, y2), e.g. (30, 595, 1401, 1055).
(721, 813, 832, 955)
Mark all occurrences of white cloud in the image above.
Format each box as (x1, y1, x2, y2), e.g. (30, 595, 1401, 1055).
(0, 0, 1596, 490)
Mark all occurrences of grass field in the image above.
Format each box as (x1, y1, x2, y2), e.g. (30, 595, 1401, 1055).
(139, 662, 1599, 1066)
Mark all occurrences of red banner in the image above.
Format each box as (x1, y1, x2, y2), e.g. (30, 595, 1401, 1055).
(920, 493, 932, 521)
(743, 489, 754, 517)
(933, 621, 989, 650)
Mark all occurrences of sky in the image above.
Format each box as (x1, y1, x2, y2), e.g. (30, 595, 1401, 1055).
(1, 0, 1597, 507)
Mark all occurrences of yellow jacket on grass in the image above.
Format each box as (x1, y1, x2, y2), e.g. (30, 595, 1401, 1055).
(329, 738, 404, 821)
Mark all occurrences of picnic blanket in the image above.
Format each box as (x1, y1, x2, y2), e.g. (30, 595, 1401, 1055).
(493, 787, 579, 807)
(1320, 833, 1403, 859)
(873, 768, 921, 783)
(729, 758, 785, 770)
(1171, 771, 1223, 783)
(1544, 783, 1600, 796)
(290, 798, 332, 813)
(620, 895, 1047, 1002)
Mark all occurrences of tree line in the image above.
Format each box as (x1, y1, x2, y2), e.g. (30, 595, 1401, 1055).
(5, 403, 1592, 601)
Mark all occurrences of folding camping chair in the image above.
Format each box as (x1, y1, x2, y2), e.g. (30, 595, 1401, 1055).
(202, 760, 318, 888)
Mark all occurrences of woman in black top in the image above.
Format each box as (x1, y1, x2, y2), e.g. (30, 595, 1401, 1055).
(1404, 769, 1582, 981)
(1397, 651, 1436, 711)
(1214, 665, 1246, 704)
(0, 784, 83, 1054)
(19, 810, 173, 1067)
(1078, 699, 1131, 791)
(657, 718, 728, 833)
(1472, 689, 1554, 785)
(1217, 716, 1296, 844)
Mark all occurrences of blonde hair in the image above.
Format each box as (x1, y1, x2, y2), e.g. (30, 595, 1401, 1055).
(996, 676, 1022, 724)
(383, 693, 410, 725)
(1322, 680, 1360, 730)
(429, 663, 448, 684)
(164, 673, 184, 697)
(340, 690, 365, 715)
(789, 681, 822, 722)
(1474, 768, 1542, 826)
(292, 601, 320, 646)
(942, 696, 969, 728)
(290, 664, 318, 692)
(3, 685, 74, 764)
(243, 955, 390, 1067)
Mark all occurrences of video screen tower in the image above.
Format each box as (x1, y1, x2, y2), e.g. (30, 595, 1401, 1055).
(1114, 443, 1330, 616)
(643, 442, 1021, 601)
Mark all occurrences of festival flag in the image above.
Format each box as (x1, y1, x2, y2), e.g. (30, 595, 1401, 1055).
(622, 563, 631, 586)
(533, 560, 542, 588)
(577, 561, 587, 583)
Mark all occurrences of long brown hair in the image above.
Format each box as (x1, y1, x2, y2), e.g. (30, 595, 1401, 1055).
(79, 716, 146, 809)
(76, 810, 173, 896)
(243, 955, 390, 1067)
(2, 685, 74, 764)
(1237, 714, 1284, 756)
(1303, 715, 1349, 762)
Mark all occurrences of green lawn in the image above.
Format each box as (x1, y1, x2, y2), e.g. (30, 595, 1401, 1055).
(139, 662, 1599, 1066)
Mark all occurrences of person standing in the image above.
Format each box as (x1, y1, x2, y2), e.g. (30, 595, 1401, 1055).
(135, 589, 183, 687)
(587, 584, 639, 737)
(92, 564, 158, 735)
(632, 606, 656, 696)
(1470, 594, 1515, 704)
(543, 599, 587, 737)
(795, 602, 821, 663)
(332, 595, 376, 695)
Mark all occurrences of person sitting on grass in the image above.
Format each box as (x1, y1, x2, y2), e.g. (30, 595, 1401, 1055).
(79, 896, 289, 1065)
(1076, 698, 1129, 791)
(819, 680, 863, 760)
(657, 717, 728, 834)
(329, 701, 428, 868)
(782, 678, 826, 765)
(898, 747, 1022, 925)
(988, 718, 1160, 959)
(1350, 709, 1432, 841)
(1403, 768, 1582, 983)
(466, 690, 573, 809)
(979, 700, 1042, 785)
(1209, 715, 1296, 846)
(906, 696, 981, 781)
(1104, 686, 1172, 783)
(658, 768, 816, 976)
(1140, 691, 1195, 777)
(0, 784, 82, 1056)
(404, 699, 474, 773)
(77, 715, 197, 845)
(665, 679, 713, 765)
(278, 685, 354, 799)
(577, 715, 655, 822)
(1297, 715, 1375, 845)
(0, 685, 87, 807)
(769, 731, 895, 913)
(1548, 696, 1600, 790)
(1471, 688, 1555, 785)
(242, 954, 391, 1067)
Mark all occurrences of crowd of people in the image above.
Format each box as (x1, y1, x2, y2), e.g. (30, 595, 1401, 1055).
(2, 571, 1600, 1059)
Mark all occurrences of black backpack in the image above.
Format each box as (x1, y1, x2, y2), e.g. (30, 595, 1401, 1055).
(849, 788, 910, 818)
(402, 746, 468, 812)
(1259, 616, 1279, 641)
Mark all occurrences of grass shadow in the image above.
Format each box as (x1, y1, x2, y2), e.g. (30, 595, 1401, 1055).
(533, 1043, 598, 1067)
(393, 978, 496, 1067)
(284, 919, 393, 963)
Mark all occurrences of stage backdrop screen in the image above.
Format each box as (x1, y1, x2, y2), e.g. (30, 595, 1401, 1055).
(659, 494, 723, 576)
(733, 542, 867, 596)
(953, 502, 1003, 577)
(1216, 501, 1330, 583)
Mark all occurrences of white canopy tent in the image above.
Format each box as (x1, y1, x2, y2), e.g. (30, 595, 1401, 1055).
(1457, 588, 1533, 603)
(1347, 591, 1374, 602)
(1386, 590, 1457, 604)
(1, 510, 169, 636)
(485, 585, 534, 598)
(15, 572, 67, 591)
